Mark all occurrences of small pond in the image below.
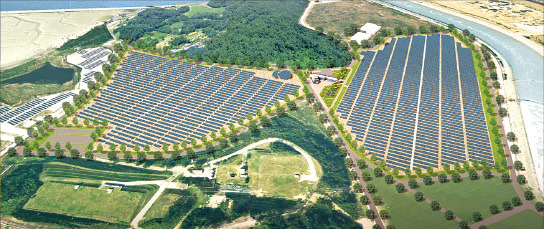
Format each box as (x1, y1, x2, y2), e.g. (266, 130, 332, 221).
(1, 62, 75, 85)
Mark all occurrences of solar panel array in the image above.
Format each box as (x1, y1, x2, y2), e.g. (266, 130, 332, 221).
(78, 47, 110, 69)
(0, 92, 75, 125)
(7, 92, 76, 126)
(337, 34, 493, 169)
(82, 71, 96, 83)
(0, 98, 46, 123)
(0, 105, 9, 116)
(77, 51, 300, 148)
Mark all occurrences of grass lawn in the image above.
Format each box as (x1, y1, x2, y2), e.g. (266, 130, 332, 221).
(361, 168, 458, 229)
(140, 189, 199, 229)
(29, 130, 55, 150)
(186, 5, 225, 17)
(416, 177, 518, 222)
(144, 192, 183, 219)
(320, 85, 341, 108)
(488, 209, 544, 229)
(212, 104, 350, 190)
(248, 151, 317, 198)
(216, 142, 321, 198)
(24, 182, 145, 223)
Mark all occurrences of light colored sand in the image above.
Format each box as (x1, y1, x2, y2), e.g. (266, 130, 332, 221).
(424, 0, 543, 36)
(0, 9, 130, 69)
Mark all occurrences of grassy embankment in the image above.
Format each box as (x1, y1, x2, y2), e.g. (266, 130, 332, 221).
(0, 156, 169, 228)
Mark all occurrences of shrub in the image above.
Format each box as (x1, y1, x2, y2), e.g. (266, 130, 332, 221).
(431, 201, 440, 211)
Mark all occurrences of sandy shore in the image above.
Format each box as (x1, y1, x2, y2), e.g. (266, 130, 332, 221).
(414, 1, 543, 56)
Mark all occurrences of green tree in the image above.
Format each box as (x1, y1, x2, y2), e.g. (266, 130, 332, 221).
(445, 210, 454, 220)
(55, 150, 64, 159)
(70, 149, 80, 159)
(108, 151, 117, 160)
(83, 118, 90, 125)
(154, 151, 163, 160)
(510, 144, 519, 153)
(55, 142, 61, 150)
(109, 144, 116, 151)
(408, 179, 418, 189)
(85, 151, 94, 161)
(144, 144, 151, 152)
(65, 142, 72, 150)
(501, 174, 511, 183)
(472, 212, 482, 222)
(431, 201, 440, 211)
(395, 183, 405, 193)
(137, 152, 146, 162)
(72, 117, 79, 125)
(415, 192, 424, 201)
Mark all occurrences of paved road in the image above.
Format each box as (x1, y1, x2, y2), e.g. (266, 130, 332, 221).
(299, 0, 316, 31)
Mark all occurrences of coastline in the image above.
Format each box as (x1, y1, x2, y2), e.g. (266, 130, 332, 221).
(413, 0, 543, 56)
(0, 6, 146, 14)
(0, 2, 204, 14)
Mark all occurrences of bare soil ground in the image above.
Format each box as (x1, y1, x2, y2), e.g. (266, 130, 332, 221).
(306, 0, 432, 36)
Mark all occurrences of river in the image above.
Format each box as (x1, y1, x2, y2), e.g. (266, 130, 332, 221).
(383, 0, 543, 193)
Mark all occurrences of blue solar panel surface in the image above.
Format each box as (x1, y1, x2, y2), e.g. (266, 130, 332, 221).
(337, 34, 493, 169)
(77, 51, 300, 147)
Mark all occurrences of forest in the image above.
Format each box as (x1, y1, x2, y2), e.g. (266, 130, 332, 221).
(116, 0, 349, 68)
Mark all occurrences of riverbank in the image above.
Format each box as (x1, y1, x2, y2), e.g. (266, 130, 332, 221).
(414, 1, 543, 56)
(490, 51, 543, 196)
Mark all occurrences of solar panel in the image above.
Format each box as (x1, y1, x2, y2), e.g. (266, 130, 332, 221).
(336, 34, 494, 169)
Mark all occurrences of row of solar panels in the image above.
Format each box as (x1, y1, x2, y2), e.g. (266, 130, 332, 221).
(336, 34, 493, 169)
(77, 51, 300, 147)
(0, 92, 75, 125)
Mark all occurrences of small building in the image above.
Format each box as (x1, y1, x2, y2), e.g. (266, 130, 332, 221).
(310, 74, 338, 84)
(351, 32, 372, 43)
(360, 23, 381, 36)
(351, 23, 382, 43)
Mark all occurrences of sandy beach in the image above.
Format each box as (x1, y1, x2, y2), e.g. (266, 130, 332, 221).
(0, 9, 132, 69)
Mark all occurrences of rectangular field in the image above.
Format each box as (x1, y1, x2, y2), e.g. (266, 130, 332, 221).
(24, 182, 145, 223)
(77, 51, 299, 148)
(336, 34, 493, 169)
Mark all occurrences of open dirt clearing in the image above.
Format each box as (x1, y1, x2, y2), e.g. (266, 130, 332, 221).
(425, 0, 543, 36)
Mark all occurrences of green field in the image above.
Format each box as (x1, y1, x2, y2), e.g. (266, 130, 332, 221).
(0, 156, 171, 227)
(41, 162, 170, 183)
(212, 104, 350, 190)
(24, 182, 147, 223)
(186, 5, 225, 16)
(217, 143, 322, 198)
(488, 209, 544, 229)
(216, 142, 321, 198)
(361, 167, 458, 229)
(416, 177, 519, 222)
(320, 84, 341, 107)
(140, 189, 199, 229)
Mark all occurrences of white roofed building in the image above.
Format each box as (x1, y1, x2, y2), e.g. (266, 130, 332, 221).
(360, 23, 381, 36)
(351, 23, 382, 44)
(350, 32, 372, 43)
